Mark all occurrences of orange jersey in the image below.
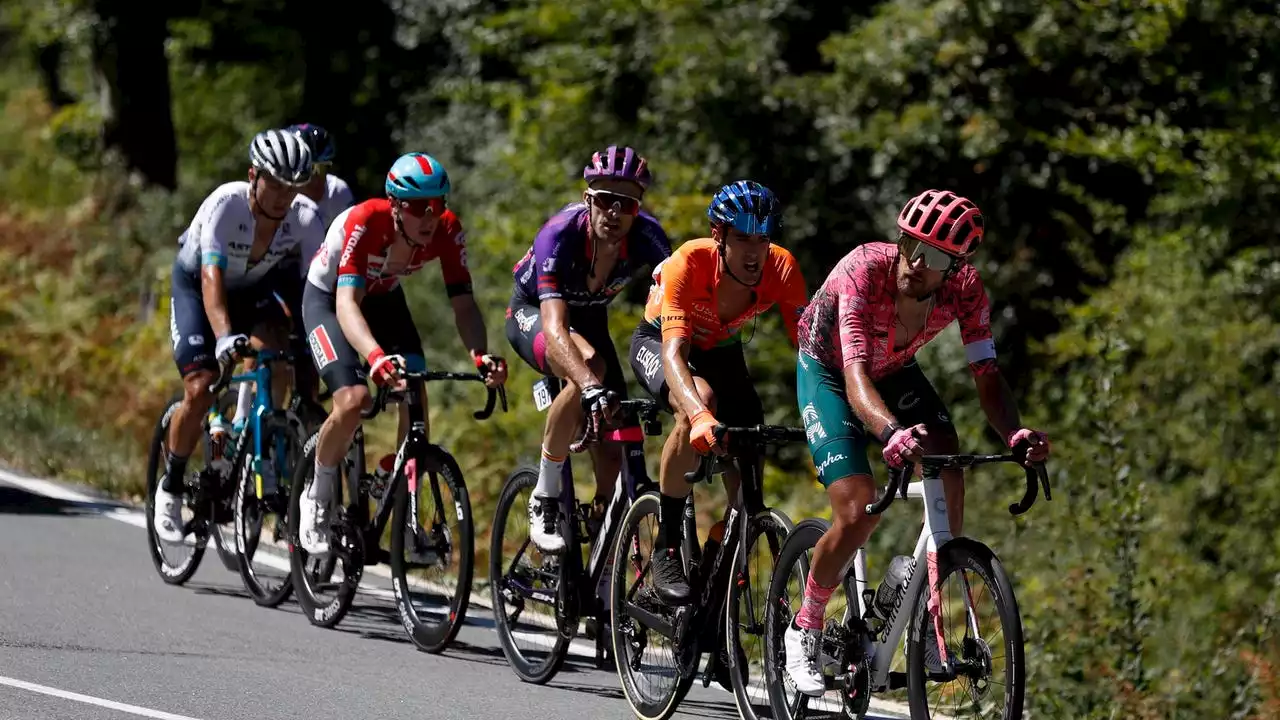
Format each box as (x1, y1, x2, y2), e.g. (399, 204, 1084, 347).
(643, 238, 808, 350)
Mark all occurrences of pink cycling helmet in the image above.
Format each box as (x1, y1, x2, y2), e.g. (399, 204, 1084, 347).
(582, 145, 651, 190)
(896, 189, 985, 257)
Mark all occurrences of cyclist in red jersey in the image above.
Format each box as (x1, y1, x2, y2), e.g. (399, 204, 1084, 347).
(782, 190, 1051, 694)
(298, 152, 507, 554)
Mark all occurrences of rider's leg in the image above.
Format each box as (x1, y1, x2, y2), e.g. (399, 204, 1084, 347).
(540, 333, 604, 496)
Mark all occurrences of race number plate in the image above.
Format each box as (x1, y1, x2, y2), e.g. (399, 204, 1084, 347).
(533, 377, 553, 412)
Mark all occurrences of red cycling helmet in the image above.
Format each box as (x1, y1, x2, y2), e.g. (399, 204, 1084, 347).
(896, 189, 985, 257)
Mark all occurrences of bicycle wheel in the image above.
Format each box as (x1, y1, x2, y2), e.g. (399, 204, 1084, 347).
(610, 491, 695, 720)
(288, 434, 353, 628)
(234, 412, 305, 607)
(389, 443, 474, 653)
(726, 507, 795, 720)
(906, 537, 1024, 719)
(489, 467, 571, 683)
(145, 394, 205, 585)
(764, 518, 828, 720)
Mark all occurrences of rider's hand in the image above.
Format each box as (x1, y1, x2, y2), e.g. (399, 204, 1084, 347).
(1006, 428, 1051, 465)
(474, 352, 508, 389)
(882, 424, 926, 468)
(689, 409, 725, 456)
(215, 334, 248, 364)
(580, 384, 617, 423)
(367, 348, 405, 389)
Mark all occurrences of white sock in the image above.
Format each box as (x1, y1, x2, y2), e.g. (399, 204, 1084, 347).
(535, 446, 565, 498)
(232, 382, 254, 426)
(311, 461, 338, 504)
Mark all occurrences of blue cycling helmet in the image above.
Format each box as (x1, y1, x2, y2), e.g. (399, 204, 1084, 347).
(287, 123, 336, 164)
(708, 180, 781, 235)
(385, 152, 451, 199)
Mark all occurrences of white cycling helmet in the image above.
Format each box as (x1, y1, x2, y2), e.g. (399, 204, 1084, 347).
(249, 129, 314, 186)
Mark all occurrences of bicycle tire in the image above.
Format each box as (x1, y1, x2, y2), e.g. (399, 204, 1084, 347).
(764, 517, 828, 720)
(906, 537, 1025, 719)
(389, 443, 474, 653)
(611, 491, 695, 720)
(489, 467, 572, 683)
(145, 394, 205, 585)
(288, 434, 354, 628)
(234, 413, 304, 608)
(726, 507, 795, 720)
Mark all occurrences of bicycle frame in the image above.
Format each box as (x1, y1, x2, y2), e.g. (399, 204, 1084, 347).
(224, 348, 293, 501)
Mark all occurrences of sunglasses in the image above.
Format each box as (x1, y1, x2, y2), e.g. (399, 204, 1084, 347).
(399, 197, 447, 217)
(899, 235, 959, 272)
(585, 188, 642, 216)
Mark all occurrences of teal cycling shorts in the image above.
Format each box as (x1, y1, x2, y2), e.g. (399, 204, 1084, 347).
(796, 351, 955, 487)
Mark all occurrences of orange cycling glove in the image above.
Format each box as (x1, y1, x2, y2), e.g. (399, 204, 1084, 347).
(689, 410, 723, 455)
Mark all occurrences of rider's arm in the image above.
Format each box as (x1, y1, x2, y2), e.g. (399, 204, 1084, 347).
(655, 252, 707, 417)
(844, 361, 900, 441)
(332, 217, 378, 360)
(955, 268, 1018, 440)
(774, 248, 809, 348)
(541, 299, 598, 388)
(835, 287, 900, 440)
(974, 369, 1022, 444)
(451, 295, 489, 359)
(440, 221, 488, 359)
(201, 265, 233, 339)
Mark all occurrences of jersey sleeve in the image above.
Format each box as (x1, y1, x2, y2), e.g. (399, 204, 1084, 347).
(955, 268, 998, 375)
(298, 205, 327, 279)
(771, 249, 809, 348)
(640, 216, 673, 270)
(656, 251, 694, 343)
(198, 192, 240, 270)
(335, 204, 373, 290)
(439, 214, 474, 297)
(330, 177, 355, 216)
(531, 214, 573, 302)
(836, 260, 877, 370)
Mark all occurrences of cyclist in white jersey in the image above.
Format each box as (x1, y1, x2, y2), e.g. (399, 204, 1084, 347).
(155, 129, 326, 542)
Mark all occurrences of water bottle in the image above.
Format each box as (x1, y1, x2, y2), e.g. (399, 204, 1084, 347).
(208, 411, 232, 475)
(369, 454, 395, 500)
(871, 555, 914, 622)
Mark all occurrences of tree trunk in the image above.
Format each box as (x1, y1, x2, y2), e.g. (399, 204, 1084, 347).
(91, 0, 177, 190)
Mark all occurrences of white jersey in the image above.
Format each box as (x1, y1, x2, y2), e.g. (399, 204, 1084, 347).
(317, 174, 356, 228)
(175, 181, 325, 291)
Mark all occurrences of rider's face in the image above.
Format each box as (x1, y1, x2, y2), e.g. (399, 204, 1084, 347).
(896, 247, 948, 299)
(583, 178, 643, 244)
(394, 197, 443, 244)
(714, 226, 769, 285)
(249, 168, 300, 218)
(301, 162, 329, 201)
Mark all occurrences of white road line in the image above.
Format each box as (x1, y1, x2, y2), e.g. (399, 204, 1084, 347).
(0, 674, 204, 720)
(0, 467, 911, 719)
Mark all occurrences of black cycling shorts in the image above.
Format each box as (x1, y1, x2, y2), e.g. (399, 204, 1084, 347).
(504, 293, 627, 397)
(627, 321, 763, 426)
(169, 261, 284, 377)
(301, 282, 427, 392)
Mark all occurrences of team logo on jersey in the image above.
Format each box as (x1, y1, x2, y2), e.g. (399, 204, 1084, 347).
(309, 326, 338, 369)
(635, 344, 661, 381)
(339, 225, 365, 270)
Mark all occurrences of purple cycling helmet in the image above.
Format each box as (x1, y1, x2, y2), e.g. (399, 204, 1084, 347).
(582, 145, 652, 190)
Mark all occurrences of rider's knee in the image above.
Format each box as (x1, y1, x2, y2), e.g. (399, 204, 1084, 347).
(182, 370, 217, 408)
(330, 385, 371, 424)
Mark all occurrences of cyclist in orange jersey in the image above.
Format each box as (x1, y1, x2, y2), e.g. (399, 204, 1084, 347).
(627, 180, 808, 604)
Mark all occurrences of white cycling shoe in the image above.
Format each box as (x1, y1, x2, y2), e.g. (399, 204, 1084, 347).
(298, 487, 331, 555)
(784, 619, 826, 697)
(527, 493, 565, 554)
(153, 485, 185, 543)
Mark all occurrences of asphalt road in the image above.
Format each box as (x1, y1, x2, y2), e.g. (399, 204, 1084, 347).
(0, 469, 909, 720)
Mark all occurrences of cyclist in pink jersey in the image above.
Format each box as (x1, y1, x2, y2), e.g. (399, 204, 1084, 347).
(783, 189, 1052, 695)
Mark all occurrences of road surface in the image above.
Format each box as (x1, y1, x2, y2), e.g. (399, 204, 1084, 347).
(0, 468, 909, 720)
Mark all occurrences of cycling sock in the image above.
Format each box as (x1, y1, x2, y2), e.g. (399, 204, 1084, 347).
(162, 449, 188, 493)
(312, 461, 338, 504)
(795, 574, 838, 630)
(232, 382, 254, 427)
(656, 492, 687, 550)
(534, 446, 565, 498)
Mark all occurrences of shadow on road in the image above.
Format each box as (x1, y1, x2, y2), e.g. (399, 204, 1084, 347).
(0, 485, 126, 516)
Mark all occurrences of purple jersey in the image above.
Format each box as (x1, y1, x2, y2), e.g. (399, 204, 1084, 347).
(512, 202, 671, 307)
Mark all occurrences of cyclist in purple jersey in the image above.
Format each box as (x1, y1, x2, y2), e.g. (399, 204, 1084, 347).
(506, 145, 671, 553)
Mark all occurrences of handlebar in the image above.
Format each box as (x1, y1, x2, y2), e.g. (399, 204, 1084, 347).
(684, 423, 807, 483)
(864, 451, 1051, 517)
(210, 337, 257, 394)
(568, 398, 663, 453)
(362, 369, 508, 421)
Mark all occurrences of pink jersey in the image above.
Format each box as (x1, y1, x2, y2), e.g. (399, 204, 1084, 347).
(797, 242, 997, 380)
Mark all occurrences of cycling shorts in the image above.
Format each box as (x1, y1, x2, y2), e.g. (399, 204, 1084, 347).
(504, 293, 627, 397)
(301, 283, 426, 392)
(628, 321, 763, 426)
(169, 261, 285, 377)
(796, 351, 954, 487)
